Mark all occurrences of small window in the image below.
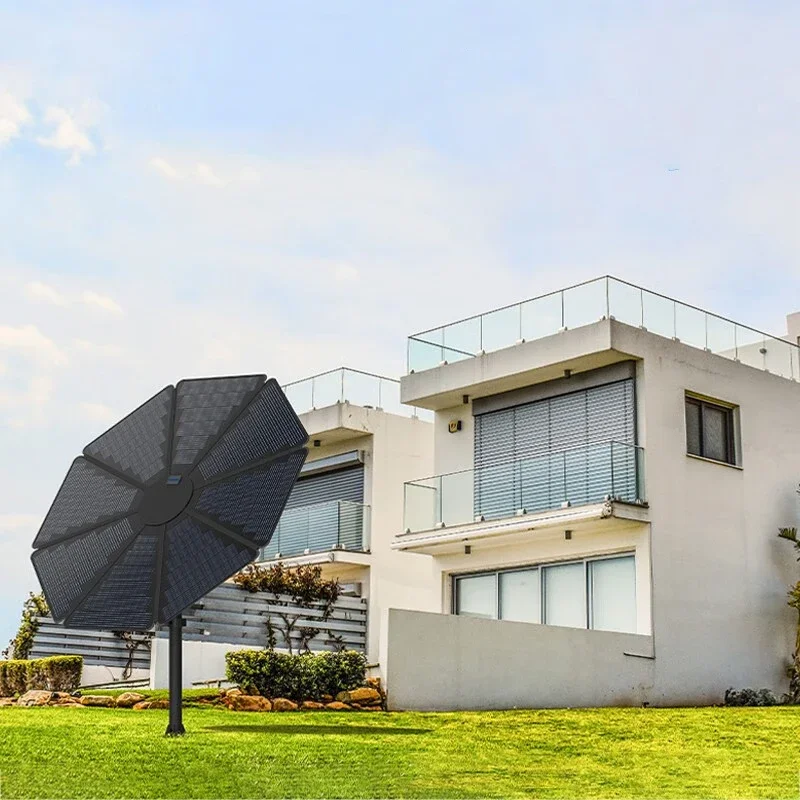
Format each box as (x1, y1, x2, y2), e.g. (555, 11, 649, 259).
(685, 395, 736, 465)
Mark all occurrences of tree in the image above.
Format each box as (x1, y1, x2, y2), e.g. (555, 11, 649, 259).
(778, 526, 800, 704)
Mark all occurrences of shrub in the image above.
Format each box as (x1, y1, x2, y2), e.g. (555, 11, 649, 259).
(3, 593, 49, 660)
(0, 655, 82, 696)
(225, 649, 366, 702)
(724, 687, 780, 707)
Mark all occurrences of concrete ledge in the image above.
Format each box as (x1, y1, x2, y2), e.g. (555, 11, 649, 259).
(385, 609, 654, 710)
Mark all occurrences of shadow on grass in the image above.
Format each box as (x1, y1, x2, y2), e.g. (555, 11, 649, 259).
(207, 724, 431, 736)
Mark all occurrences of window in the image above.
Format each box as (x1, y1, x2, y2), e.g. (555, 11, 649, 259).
(453, 555, 636, 633)
(685, 395, 736, 465)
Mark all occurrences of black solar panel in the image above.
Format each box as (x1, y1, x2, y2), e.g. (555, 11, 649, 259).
(31, 375, 308, 630)
(194, 450, 306, 545)
(159, 517, 254, 624)
(33, 458, 142, 548)
(84, 387, 173, 485)
(31, 516, 143, 621)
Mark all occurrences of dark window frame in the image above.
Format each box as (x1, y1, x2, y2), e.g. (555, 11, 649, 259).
(685, 395, 736, 465)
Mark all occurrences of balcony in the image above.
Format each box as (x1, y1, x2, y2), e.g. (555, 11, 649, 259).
(407, 276, 800, 381)
(403, 441, 644, 535)
(258, 500, 371, 562)
(283, 367, 429, 418)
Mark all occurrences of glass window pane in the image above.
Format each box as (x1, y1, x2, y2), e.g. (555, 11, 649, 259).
(456, 574, 497, 619)
(685, 400, 702, 456)
(543, 563, 586, 628)
(589, 556, 637, 633)
(499, 570, 540, 623)
(703, 405, 729, 463)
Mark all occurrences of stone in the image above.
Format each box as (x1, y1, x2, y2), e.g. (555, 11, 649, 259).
(133, 700, 153, 710)
(227, 695, 272, 712)
(149, 699, 169, 709)
(366, 677, 382, 692)
(272, 698, 298, 712)
(336, 687, 382, 706)
(0, 697, 16, 707)
(52, 698, 83, 707)
(79, 695, 115, 708)
(17, 690, 53, 707)
(324, 701, 353, 711)
(115, 692, 146, 708)
(300, 701, 324, 711)
(359, 705, 384, 712)
(225, 688, 242, 698)
(321, 694, 334, 704)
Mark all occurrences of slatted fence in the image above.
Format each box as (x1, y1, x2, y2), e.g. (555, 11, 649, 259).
(160, 583, 368, 652)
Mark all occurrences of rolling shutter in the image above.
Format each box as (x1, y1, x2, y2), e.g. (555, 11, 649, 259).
(474, 379, 635, 518)
(284, 464, 364, 509)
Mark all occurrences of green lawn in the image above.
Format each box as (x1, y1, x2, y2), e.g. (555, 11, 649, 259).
(1, 705, 798, 799)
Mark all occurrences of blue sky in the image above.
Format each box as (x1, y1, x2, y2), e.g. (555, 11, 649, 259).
(2, 1, 800, 648)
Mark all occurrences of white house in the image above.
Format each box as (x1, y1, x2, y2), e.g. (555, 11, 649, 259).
(384, 276, 800, 709)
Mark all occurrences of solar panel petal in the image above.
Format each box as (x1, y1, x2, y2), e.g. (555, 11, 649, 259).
(194, 449, 307, 546)
(83, 386, 173, 485)
(195, 379, 307, 481)
(33, 458, 142, 548)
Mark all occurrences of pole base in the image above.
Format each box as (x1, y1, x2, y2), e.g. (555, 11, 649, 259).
(164, 723, 186, 737)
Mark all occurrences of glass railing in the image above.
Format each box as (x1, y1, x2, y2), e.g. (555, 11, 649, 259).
(406, 276, 800, 381)
(258, 500, 371, 561)
(403, 441, 644, 533)
(283, 367, 430, 419)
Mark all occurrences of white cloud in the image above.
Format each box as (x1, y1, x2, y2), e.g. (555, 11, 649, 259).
(37, 106, 95, 165)
(80, 291, 123, 315)
(78, 401, 117, 424)
(0, 376, 55, 429)
(0, 91, 30, 146)
(24, 281, 123, 315)
(194, 162, 224, 186)
(334, 263, 359, 282)
(25, 280, 67, 306)
(0, 324, 68, 367)
(72, 338, 123, 357)
(150, 156, 181, 180)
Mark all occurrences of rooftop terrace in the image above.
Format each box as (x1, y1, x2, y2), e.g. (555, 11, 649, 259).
(282, 367, 429, 419)
(407, 276, 800, 381)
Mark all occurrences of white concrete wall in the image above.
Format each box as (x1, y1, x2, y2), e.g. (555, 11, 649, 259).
(81, 665, 150, 688)
(385, 609, 654, 710)
(150, 637, 257, 689)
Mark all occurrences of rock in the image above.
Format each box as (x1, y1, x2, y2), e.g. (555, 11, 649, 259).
(225, 688, 242, 698)
(17, 690, 53, 707)
(150, 699, 169, 709)
(52, 698, 83, 707)
(133, 700, 153, 710)
(359, 705, 384, 712)
(321, 694, 334, 704)
(366, 677, 382, 692)
(115, 692, 147, 708)
(300, 701, 324, 710)
(324, 701, 353, 711)
(227, 695, 272, 712)
(272, 698, 298, 712)
(336, 687, 382, 706)
(79, 695, 115, 708)
(0, 697, 16, 707)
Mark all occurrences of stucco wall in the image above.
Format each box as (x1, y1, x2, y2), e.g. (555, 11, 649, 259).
(385, 609, 654, 710)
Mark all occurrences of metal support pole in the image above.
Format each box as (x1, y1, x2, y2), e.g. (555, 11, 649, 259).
(165, 615, 185, 736)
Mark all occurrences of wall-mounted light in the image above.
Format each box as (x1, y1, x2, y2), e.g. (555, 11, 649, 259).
(448, 419, 463, 433)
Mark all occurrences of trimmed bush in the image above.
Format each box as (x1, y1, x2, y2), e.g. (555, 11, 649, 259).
(0, 655, 83, 696)
(225, 649, 366, 702)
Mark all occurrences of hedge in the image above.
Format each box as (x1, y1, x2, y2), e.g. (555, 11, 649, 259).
(0, 655, 83, 696)
(225, 650, 366, 702)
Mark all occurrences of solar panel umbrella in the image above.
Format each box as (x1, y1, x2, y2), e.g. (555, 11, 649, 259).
(31, 375, 308, 735)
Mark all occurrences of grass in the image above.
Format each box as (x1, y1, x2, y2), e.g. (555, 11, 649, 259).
(1, 705, 799, 798)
